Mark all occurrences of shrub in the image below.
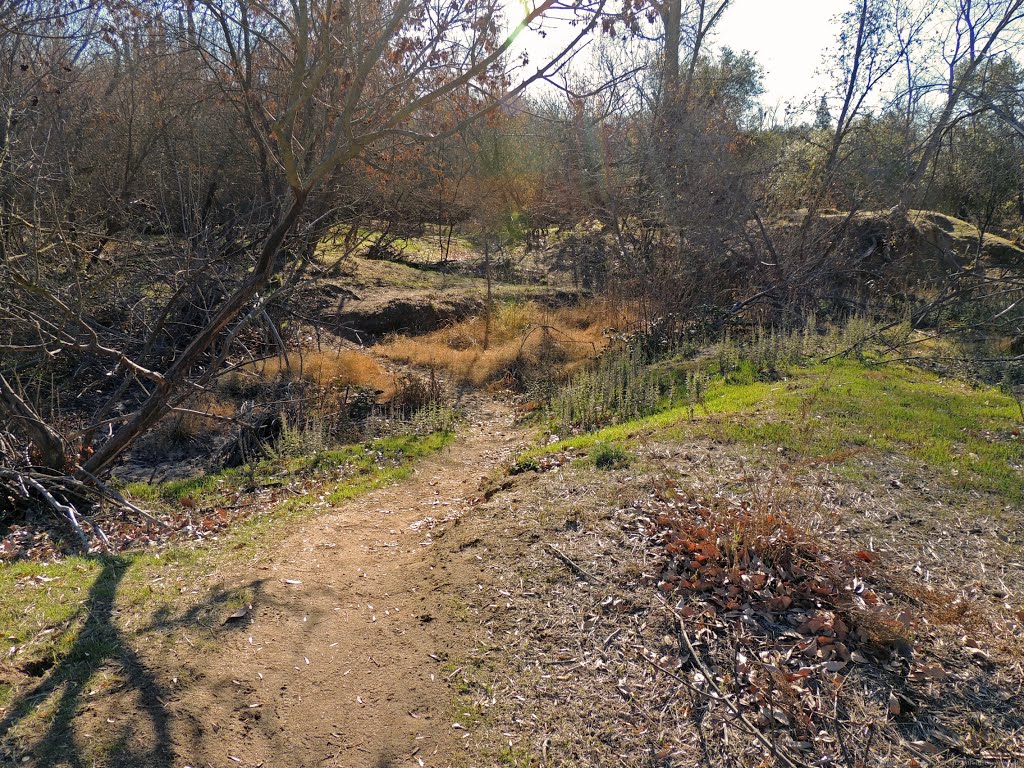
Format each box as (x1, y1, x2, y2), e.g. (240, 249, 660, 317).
(378, 402, 459, 437)
(386, 371, 443, 416)
(592, 442, 630, 470)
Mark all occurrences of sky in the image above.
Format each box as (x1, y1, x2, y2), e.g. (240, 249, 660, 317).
(717, 0, 848, 111)
(512, 0, 851, 111)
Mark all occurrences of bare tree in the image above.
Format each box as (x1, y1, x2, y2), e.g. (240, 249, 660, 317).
(823, 0, 925, 180)
(902, 0, 1024, 206)
(0, 0, 604, 534)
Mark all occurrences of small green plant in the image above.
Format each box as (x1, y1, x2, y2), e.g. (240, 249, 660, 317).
(273, 413, 330, 459)
(683, 369, 710, 419)
(381, 402, 459, 436)
(510, 456, 540, 474)
(592, 442, 630, 470)
(717, 330, 740, 376)
(498, 746, 535, 767)
(550, 344, 662, 432)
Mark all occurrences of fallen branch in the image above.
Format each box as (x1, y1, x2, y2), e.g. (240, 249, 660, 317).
(20, 474, 90, 550)
(545, 543, 599, 582)
(73, 468, 166, 530)
(1, 464, 165, 548)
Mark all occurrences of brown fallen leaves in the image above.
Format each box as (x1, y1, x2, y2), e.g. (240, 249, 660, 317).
(644, 481, 907, 660)
(0, 496, 257, 560)
(631, 478, 953, 759)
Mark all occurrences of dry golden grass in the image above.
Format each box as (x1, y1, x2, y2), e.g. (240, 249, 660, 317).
(145, 393, 239, 452)
(377, 300, 633, 388)
(251, 349, 393, 394)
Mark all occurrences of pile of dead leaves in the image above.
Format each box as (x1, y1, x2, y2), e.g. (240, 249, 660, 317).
(610, 474, 1024, 765)
(631, 480, 948, 761)
(645, 483, 912, 664)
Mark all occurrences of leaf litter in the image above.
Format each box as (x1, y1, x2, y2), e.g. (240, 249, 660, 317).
(457, 439, 1024, 767)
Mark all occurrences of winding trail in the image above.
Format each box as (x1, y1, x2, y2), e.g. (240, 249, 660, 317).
(168, 398, 525, 768)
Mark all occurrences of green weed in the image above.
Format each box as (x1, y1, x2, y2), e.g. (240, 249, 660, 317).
(528, 356, 1023, 504)
(550, 344, 662, 432)
(122, 432, 452, 510)
(592, 442, 630, 470)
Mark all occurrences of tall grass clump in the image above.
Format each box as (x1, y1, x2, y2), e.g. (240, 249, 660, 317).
(270, 413, 331, 460)
(549, 312, 909, 436)
(377, 401, 459, 437)
(550, 344, 663, 432)
(715, 323, 811, 383)
(713, 311, 913, 384)
(378, 299, 630, 388)
(681, 369, 710, 419)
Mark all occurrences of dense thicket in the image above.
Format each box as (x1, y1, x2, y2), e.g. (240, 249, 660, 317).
(3, 0, 1024, 533)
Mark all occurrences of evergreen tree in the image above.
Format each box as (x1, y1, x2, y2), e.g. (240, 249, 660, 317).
(814, 94, 832, 130)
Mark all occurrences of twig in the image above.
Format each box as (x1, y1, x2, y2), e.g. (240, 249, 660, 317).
(93, 523, 113, 551)
(169, 407, 246, 426)
(545, 543, 599, 582)
(656, 596, 808, 768)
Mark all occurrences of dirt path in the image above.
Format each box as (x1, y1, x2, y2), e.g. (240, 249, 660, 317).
(165, 398, 526, 768)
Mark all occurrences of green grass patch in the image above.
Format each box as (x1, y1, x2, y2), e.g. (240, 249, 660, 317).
(592, 442, 631, 470)
(0, 557, 105, 687)
(117, 432, 454, 556)
(122, 432, 452, 508)
(693, 359, 1023, 502)
(497, 746, 535, 767)
(529, 357, 1024, 504)
(0, 430, 453, 758)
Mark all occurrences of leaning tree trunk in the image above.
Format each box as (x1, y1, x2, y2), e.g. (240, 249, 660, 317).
(80, 189, 308, 479)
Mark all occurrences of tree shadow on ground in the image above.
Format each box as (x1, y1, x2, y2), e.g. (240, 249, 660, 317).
(143, 577, 268, 636)
(0, 557, 276, 768)
(0, 557, 172, 767)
